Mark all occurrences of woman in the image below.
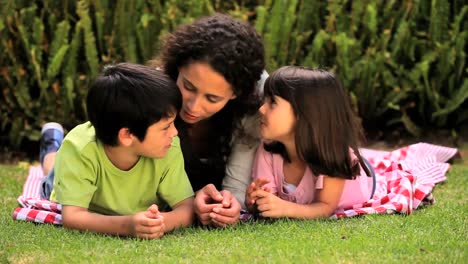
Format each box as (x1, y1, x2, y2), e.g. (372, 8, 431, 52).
(40, 14, 265, 228)
(154, 13, 266, 227)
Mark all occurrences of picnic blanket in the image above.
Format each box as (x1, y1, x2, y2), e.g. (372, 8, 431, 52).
(13, 166, 62, 225)
(13, 143, 458, 225)
(331, 143, 457, 218)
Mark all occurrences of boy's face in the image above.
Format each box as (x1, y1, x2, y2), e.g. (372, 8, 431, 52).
(133, 114, 178, 158)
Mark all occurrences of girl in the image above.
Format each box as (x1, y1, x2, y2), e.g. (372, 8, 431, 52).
(245, 66, 374, 219)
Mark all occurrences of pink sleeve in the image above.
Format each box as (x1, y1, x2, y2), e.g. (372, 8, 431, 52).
(251, 144, 278, 194)
(315, 175, 324, 189)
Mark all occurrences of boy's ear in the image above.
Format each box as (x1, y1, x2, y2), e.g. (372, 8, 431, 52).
(117, 128, 134, 147)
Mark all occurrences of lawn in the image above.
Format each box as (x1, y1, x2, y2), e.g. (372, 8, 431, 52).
(0, 159, 466, 263)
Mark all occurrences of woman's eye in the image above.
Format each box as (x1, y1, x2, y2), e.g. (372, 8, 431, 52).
(206, 96, 219, 103)
(183, 82, 195, 91)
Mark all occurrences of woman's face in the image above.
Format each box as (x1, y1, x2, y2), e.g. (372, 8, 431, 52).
(176, 62, 236, 124)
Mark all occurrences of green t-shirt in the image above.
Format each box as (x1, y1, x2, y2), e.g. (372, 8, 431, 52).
(50, 122, 194, 216)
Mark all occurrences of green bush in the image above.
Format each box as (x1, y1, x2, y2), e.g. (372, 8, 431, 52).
(0, 0, 214, 148)
(0, 0, 467, 151)
(256, 0, 467, 137)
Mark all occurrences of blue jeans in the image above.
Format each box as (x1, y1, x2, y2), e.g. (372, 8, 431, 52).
(38, 124, 63, 199)
(40, 168, 55, 199)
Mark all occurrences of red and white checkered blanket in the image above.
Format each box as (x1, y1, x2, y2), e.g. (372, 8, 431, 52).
(332, 143, 457, 218)
(13, 166, 62, 225)
(13, 143, 457, 224)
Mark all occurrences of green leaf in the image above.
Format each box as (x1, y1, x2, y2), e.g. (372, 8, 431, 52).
(432, 79, 468, 118)
(401, 110, 422, 137)
(49, 20, 71, 62)
(46, 44, 70, 80)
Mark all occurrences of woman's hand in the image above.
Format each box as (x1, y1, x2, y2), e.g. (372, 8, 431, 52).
(194, 184, 240, 227)
(210, 190, 241, 227)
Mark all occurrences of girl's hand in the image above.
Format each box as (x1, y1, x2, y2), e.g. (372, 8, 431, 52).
(253, 189, 288, 218)
(245, 178, 270, 212)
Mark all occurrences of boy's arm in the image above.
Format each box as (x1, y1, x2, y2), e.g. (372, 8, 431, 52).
(159, 197, 194, 232)
(62, 205, 165, 239)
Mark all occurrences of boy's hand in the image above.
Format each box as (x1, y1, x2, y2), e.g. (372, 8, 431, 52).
(130, 204, 165, 239)
(245, 178, 270, 211)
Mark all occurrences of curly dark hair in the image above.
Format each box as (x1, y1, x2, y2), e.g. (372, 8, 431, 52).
(157, 13, 264, 151)
(159, 13, 265, 111)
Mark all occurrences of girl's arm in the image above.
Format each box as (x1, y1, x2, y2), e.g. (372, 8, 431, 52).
(254, 176, 345, 219)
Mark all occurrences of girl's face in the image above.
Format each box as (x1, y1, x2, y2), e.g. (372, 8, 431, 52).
(259, 95, 296, 143)
(176, 62, 237, 124)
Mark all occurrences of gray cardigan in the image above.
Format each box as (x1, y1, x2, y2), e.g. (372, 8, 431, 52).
(222, 71, 268, 209)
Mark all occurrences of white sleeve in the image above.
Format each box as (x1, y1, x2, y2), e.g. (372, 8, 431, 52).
(222, 70, 268, 209)
(222, 114, 261, 209)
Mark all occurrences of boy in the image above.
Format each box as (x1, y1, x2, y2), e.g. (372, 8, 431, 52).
(40, 63, 194, 239)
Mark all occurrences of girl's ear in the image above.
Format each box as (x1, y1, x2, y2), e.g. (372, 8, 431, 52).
(117, 128, 134, 147)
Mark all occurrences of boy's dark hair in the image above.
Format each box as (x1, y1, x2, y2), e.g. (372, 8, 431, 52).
(86, 63, 181, 146)
(264, 66, 370, 179)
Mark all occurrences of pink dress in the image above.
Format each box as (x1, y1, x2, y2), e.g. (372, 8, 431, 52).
(252, 144, 373, 211)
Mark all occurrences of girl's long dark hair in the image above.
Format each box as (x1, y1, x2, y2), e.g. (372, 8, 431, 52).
(264, 66, 370, 179)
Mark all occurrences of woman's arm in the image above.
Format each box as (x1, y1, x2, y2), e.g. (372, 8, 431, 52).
(223, 140, 259, 208)
(254, 176, 346, 219)
(222, 71, 268, 206)
(223, 114, 262, 208)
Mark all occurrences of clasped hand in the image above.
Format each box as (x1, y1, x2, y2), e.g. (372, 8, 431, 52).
(194, 184, 241, 228)
(130, 204, 165, 239)
(245, 178, 288, 218)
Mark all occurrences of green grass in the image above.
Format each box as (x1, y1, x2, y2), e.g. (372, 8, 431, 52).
(0, 162, 466, 264)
